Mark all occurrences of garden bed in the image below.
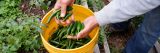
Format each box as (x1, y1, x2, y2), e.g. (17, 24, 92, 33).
(1, 0, 159, 53)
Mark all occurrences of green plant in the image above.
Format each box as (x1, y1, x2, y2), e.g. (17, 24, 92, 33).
(87, 0, 105, 11)
(29, 0, 54, 10)
(98, 27, 105, 45)
(0, 0, 42, 53)
(131, 16, 144, 28)
(74, 0, 81, 4)
(98, 26, 111, 45)
(109, 47, 122, 53)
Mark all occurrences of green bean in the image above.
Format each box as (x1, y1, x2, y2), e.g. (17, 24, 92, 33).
(53, 29, 62, 41)
(68, 39, 71, 49)
(49, 21, 91, 49)
(71, 22, 77, 35)
(67, 6, 73, 11)
(58, 28, 67, 41)
(60, 40, 67, 49)
(80, 22, 84, 30)
(47, 9, 60, 23)
(63, 13, 72, 21)
(69, 41, 75, 48)
(50, 40, 64, 46)
(56, 11, 61, 20)
(77, 21, 81, 33)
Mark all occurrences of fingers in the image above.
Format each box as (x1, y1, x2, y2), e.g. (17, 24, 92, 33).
(67, 35, 77, 40)
(54, 0, 75, 25)
(55, 18, 72, 26)
(55, 18, 66, 25)
(54, 0, 61, 9)
(65, 20, 72, 25)
(67, 26, 89, 39)
(60, 0, 70, 17)
(54, 18, 60, 24)
(66, 16, 99, 39)
(71, 15, 74, 21)
(66, 15, 74, 25)
(55, 15, 74, 26)
(54, 0, 70, 17)
(60, 20, 66, 24)
(76, 29, 89, 39)
(70, 0, 75, 6)
(66, 31, 88, 39)
(61, 4, 67, 17)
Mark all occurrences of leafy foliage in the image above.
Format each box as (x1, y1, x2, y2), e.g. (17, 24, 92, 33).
(98, 27, 105, 45)
(87, 0, 105, 11)
(0, 0, 42, 53)
(74, 0, 81, 5)
(131, 16, 144, 28)
(29, 0, 54, 10)
(29, 0, 84, 10)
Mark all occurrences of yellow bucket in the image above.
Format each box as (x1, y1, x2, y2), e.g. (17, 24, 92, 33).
(40, 4, 99, 53)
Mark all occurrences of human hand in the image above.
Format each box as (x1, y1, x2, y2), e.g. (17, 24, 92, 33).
(54, 0, 75, 25)
(67, 16, 99, 39)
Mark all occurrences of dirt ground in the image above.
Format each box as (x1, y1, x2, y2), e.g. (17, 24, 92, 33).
(107, 24, 135, 53)
(20, 0, 56, 17)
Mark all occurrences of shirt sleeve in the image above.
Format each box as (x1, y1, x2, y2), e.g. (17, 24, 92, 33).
(94, 0, 160, 26)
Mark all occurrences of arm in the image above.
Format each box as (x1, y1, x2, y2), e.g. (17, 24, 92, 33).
(67, 0, 160, 39)
(95, 0, 160, 26)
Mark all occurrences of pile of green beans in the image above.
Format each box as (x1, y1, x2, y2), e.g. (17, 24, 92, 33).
(47, 6, 73, 23)
(49, 21, 91, 49)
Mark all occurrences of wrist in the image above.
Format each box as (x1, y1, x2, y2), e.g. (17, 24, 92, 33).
(85, 16, 99, 32)
(91, 16, 99, 27)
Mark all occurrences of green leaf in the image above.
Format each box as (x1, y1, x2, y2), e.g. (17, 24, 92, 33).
(47, 1, 52, 6)
(33, 49, 38, 53)
(10, 46, 17, 51)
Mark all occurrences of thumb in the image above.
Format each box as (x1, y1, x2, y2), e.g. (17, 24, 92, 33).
(76, 28, 89, 39)
(67, 26, 89, 39)
(60, 1, 67, 17)
(54, 0, 61, 9)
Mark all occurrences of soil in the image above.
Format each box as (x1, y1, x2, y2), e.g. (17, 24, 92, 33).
(20, 0, 56, 18)
(101, 1, 136, 53)
(17, 47, 47, 53)
(107, 24, 135, 53)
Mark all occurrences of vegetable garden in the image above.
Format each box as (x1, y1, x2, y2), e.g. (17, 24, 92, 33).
(0, 0, 159, 53)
